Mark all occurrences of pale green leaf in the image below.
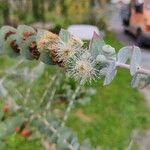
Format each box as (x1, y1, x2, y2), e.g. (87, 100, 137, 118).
(3, 34, 20, 58)
(19, 35, 36, 60)
(0, 26, 16, 54)
(104, 62, 117, 86)
(59, 29, 71, 43)
(118, 46, 132, 63)
(89, 33, 105, 58)
(130, 46, 141, 75)
(80, 139, 92, 150)
(131, 73, 141, 88)
(39, 51, 54, 65)
(16, 25, 36, 46)
(36, 29, 49, 42)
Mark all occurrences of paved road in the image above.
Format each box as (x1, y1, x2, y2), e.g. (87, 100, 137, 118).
(107, 6, 150, 150)
(107, 5, 150, 69)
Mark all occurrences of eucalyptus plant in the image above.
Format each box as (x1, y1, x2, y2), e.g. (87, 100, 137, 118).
(0, 60, 96, 150)
(0, 25, 150, 150)
(0, 25, 150, 87)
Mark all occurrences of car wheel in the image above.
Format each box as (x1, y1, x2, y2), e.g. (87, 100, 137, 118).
(136, 30, 143, 47)
(123, 28, 129, 34)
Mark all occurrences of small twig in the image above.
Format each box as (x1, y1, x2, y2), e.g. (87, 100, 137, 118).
(36, 115, 73, 150)
(61, 85, 81, 127)
(125, 139, 134, 150)
(24, 86, 32, 105)
(1, 60, 24, 82)
(45, 87, 56, 111)
(116, 62, 150, 75)
(39, 75, 57, 106)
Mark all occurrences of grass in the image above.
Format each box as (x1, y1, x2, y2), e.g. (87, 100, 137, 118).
(5, 135, 42, 150)
(0, 33, 150, 150)
(66, 33, 150, 149)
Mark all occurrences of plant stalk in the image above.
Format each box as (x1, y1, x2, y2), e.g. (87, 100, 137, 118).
(61, 84, 81, 127)
(116, 62, 150, 75)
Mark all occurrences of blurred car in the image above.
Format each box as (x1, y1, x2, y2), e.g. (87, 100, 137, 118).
(67, 25, 103, 40)
(121, 0, 150, 46)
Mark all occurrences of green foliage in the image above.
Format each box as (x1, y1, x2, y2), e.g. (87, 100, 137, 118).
(0, 0, 10, 24)
(66, 34, 150, 149)
(6, 134, 42, 150)
(0, 26, 16, 53)
(0, 25, 150, 90)
(0, 0, 109, 31)
(0, 25, 150, 150)
(0, 58, 96, 149)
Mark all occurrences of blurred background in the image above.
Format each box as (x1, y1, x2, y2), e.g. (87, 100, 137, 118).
(0, 0, 109, 33)
(1, 0, 150, 149)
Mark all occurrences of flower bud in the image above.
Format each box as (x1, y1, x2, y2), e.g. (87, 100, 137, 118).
(15, 127, 21, 133)
(96, 54, 106, 63)
(21, 130, 31, 138)
(3, 104, 10, 113)
(102, 45, 115, 54)
(82, 52, 91, 59)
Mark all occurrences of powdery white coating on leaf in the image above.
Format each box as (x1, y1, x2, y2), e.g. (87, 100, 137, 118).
(96, 54, 107, 63)
(130, 46, 141, 75)
(131, 73, 141, 88)
(89, 33, 105, 58)
(0, 26, 16, 53)
(39, 51, 54, 65)
(0, 80, 8, 97)
(104, 61, 117, 86)
(4, 34, 20, 58)
(16, 25, 36, 46)
(102, 45, 116, 54)
(118, 46, 132, 63)
(19, 35, 36, 60)
(36, 29, 49, 42)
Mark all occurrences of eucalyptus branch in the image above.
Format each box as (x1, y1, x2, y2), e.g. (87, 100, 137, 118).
(116, 62, 150, 75)
(45, 87, 56, 111)
(39, 74, 57, 106)
(0, 25, 150, 88)
(61, 85, 81, 127)
(1, 60, 24, 82)
(36, 114, 73, 150)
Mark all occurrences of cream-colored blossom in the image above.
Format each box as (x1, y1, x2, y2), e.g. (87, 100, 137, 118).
(56, 36, 83, 63)
(68, 55, 98, 84)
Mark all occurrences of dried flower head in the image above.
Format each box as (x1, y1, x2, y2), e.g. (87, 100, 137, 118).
(37, 31, 63, 65)
(37, 32, 59, 53)
(56, 36, 83, 63)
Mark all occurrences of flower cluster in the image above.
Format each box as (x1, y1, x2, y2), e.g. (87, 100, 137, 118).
(1, 25, 150, 87)
(0, 25, 116, 84)
(68, 51, 99, 84)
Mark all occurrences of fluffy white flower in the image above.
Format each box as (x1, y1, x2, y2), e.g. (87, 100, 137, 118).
(56, 36, 83, 63)
(102, 45, 115, 54)
(68, 55, 98, 84)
